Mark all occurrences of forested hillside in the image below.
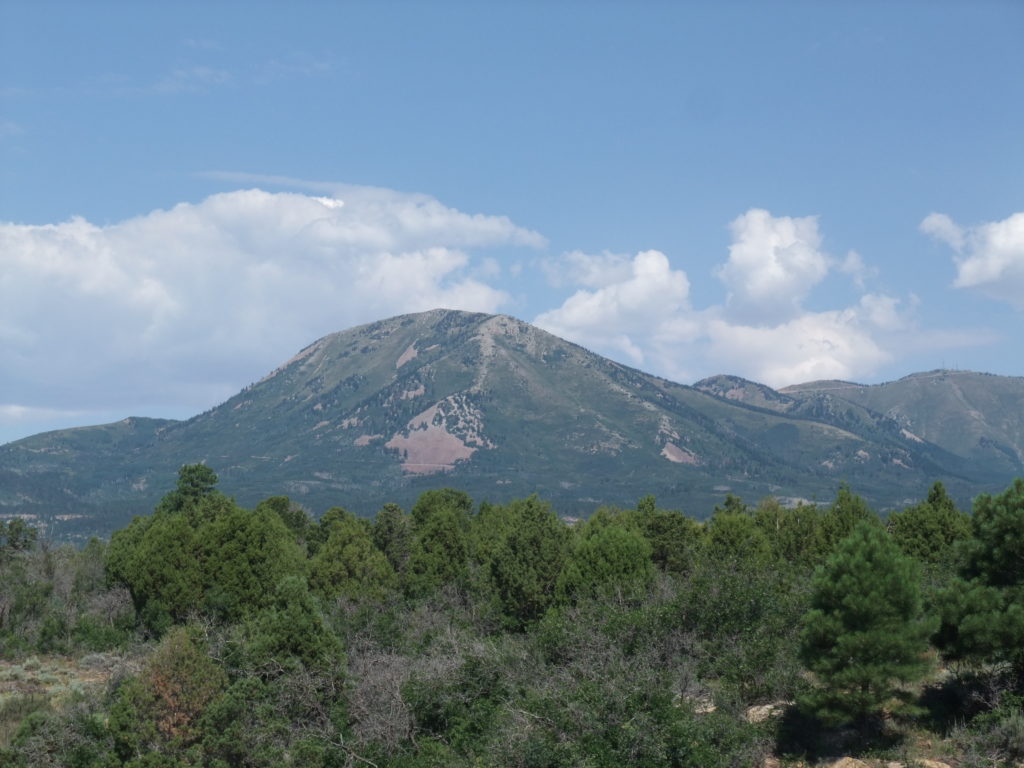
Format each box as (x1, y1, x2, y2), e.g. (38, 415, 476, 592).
(2, 469, 1022, 767)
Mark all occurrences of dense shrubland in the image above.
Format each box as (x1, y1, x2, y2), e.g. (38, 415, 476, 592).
(0, 471, 1022, 767)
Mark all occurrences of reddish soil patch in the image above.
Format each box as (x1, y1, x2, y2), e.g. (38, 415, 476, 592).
(661, 442, 700, 465)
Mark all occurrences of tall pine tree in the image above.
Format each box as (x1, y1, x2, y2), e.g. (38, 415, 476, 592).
(800, 520, 934, 727)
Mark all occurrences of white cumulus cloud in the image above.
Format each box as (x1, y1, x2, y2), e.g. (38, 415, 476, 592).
(922, 211, 1024, 309)
(534, 210, 931, 388)
(0, 185, 542, 441)
(534, 250, 694, 370)
(716, 208, 831, 324)
(703, 299, 899, 387)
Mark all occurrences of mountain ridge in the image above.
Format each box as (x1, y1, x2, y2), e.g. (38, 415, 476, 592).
(1, 310, 1021, 538)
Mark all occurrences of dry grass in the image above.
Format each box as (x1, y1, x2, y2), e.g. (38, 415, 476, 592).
(0, 652, 135, 747)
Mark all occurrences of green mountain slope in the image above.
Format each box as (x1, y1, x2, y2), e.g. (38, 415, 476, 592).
(0, 312, 1018, 538)
(780, 370, 1024, 477)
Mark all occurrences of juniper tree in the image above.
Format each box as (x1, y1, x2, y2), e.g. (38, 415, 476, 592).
(800, 520, 934, 728)
(820, 483, 880, 552)
(310, 510, 397, 602)
(888, 481, 971, 565)
(556, 517, 654, 604)
(488, 496, 570, 628)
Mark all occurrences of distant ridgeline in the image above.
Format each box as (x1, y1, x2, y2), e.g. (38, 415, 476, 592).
(1, 309, 1022, 540)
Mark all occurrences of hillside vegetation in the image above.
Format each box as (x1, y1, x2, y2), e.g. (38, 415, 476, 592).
(4, 310, 1022, 539)
(1, 469, 1022, 767)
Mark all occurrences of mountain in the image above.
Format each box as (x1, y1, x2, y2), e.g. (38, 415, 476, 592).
(780, 370, 1024, 477)
(1, 310, 1019, 538)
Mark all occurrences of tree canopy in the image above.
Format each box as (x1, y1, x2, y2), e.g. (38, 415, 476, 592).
(800, 521, 934, 727)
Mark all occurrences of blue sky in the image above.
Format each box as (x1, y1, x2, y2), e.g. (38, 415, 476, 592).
(1, 1, 1022, 444)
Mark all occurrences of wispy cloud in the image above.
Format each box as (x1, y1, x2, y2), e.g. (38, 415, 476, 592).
(256, 52, 335, 84)
(198, 171, 347, 194)
(0, 118, 24, 138)
(182, 38, 222, 51)
(0, 404, 91, 422)
(154, 66, 233, 93)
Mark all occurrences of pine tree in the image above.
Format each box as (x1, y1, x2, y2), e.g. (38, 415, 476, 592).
(934, 478, 1024, 675)
(799, 520, 934, 727)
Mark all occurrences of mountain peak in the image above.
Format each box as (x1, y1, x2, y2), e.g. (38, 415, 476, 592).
(694, 374, 793, 413)
(3, 311, 1023, 539)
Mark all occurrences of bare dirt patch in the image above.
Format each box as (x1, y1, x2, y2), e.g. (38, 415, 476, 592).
(386, 426, 475, 475)
(385, 394, 493, 474)
(661, 442, 700, 465)
(396, 343, 418, 369)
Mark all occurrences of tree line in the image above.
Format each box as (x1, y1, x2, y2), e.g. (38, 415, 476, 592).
(0, 467, 1022, 767)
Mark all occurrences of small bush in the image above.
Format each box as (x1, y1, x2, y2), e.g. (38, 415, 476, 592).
(0, 694, 50, 748)
(953, 700, 1024, 765)
(72, 615, 130, 652)
(0, 666, 25, 682)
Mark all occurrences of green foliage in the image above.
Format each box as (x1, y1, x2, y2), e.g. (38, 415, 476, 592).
(198, 670, 346, 768)
(819, 483, 881, 551)
(505, 608, 766, 768)
(468, 499, 517, 566)
(0, 534, 135, 656)
(557, 518, 654, 604)
(962, 477, 1024, 589)
(109, 511, 204, 630)
(487, 496, 570, 629)
(403, 652, 507, 752)
(628, 495, 702, 573)
(935, 478, 1024, 674)
(154, 463, 221, 517)
(704, 510, 772, 566)
(372, 502, 413, 575)
(309, 510, 397, 601)
(410, 487, 474, 529)
(107, 466, 306, 631)
(935, 579, 1024, 674)
(0, 519, 38, 554)
(888, 481, 971, 564)
(109, 626, 227, 761)
(753, 497, 829, 566)
(254, 495, 314, 549)
(6, 694, 117, 768)
(105, 515, 153, 595)
(713, 492, 748, 517)
(241, 575, 343, 669)
(800, 521, 934, 727)
(676, 554, 809, 702)
(201, 505, 306, 621)
(404, 506, 471, 598)
(71, 614, 132, 652)
(11, 479, 1024, 766)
